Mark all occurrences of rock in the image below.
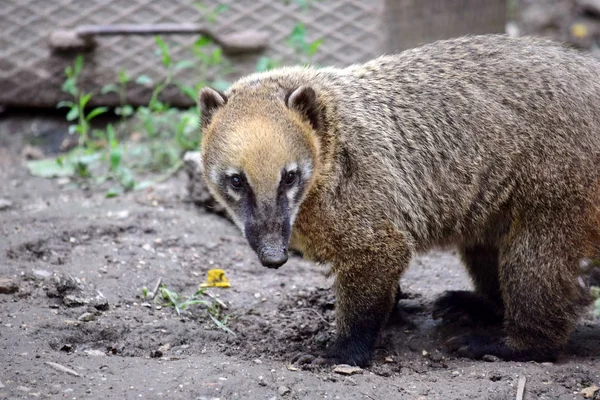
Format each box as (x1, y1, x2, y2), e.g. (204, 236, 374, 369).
(258, 376, 267, 386)
(21, 145, 44, 160)
(581, 385, 600, 399)
(32, 269, 52, 279)
(277, 386, 291, 396)
(578, 0, 600, 16)
(0, 278, 18, 294)
(50, 273, 108, 310)
(77, 312, 96, 322)
(0, 198, 13, 210)
(332, 364, 363, 376)
(183, 151, 227, 216)
(84, 349, 105, 357)
(0, 380, 4, 388)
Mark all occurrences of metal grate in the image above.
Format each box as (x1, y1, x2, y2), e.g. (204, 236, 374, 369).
(0, 0, 385, 108)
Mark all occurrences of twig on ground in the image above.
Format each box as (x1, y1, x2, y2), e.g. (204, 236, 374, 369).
(45, 361, 81, 377)
(150, 277, 163, 300)
(298, 308, 333, 326)
(516, 375, 527, 400)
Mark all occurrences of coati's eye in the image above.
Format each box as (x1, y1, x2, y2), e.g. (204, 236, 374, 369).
(284, 171, 297, 186)
(230, 174, 243, 189)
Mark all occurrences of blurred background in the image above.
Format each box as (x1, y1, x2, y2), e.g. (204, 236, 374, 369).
(0, 0, 598, 194)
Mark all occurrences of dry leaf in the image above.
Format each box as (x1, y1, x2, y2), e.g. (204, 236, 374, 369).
(200, 269, 230, 288)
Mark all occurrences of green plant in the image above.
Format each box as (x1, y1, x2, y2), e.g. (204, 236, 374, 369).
(287, 22, 323, 63)
(57, 55, 109, 146)
(101, 69, 134, 121)
(155, 285, 235, 335)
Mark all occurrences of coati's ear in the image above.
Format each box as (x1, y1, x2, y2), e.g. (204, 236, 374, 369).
(199, 87, 227, 128)
(285, 86, 322, 131)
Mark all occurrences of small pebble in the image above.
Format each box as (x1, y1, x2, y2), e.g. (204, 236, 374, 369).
(77, 312, 96, 322)
(482, 354, 499, 362)
(0, 278, 18, 294)
(258, 376, 267, 386)
(0, 198, 13, 210)
(333, 365, 363, 376)
(278, 386, 291, 396)
(253, 359, 262, 364)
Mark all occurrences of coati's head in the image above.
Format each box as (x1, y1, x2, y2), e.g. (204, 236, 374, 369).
(199, 83, 323, 269)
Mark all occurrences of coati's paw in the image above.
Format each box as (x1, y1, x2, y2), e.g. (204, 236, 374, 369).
(290, 343, 372, 368)
(432, 291, 503, 326)
(290, 352, 337, 370)
(445, 334, 558, 362)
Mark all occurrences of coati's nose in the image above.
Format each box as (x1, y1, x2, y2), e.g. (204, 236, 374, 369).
(258, 246, 288, 269)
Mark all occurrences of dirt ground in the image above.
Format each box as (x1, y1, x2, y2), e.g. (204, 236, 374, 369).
(1, 113, 599, 400)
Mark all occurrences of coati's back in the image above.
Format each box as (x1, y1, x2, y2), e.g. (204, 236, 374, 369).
(230, 35, 600, 246)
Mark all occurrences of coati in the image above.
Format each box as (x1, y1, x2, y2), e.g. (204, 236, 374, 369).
(198, 35, 600, 367)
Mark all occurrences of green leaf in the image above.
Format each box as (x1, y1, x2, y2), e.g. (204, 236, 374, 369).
(136, 75, 154, 86)
(211, 48, 222, 65)
(68, 125, 78, 135)
(101, 83, 119, 95)
(61, 78, 77, 96)
(255, 56, 279, 72)
(27, 158, 75, 178)
(75, 161, 91, 178)
(287, 23, 307, 49)
(106, 124, 117, 148)
(57, 100, 74, 109)
(116, 105, 134, 117)
(118, 69, 130, 84)
(106, 187, 122, 198)
(73, 55, 84, 76)
(174, 60, 195, 70)
(66, 107, 79, 121)
(194, 36, 212, 48)
(86, 107, 108, 121)
(116, 166, 135, 191)
(80, 93, 92, 109)
(177, 84, 197, 102)
(109, 147, 122, 171)
(154, 36, 171, 67)
(307, 38, 323, 57)
(208, 314, 236, 336)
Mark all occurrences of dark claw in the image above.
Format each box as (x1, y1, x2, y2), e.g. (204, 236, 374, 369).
(292, 353, 317, 365)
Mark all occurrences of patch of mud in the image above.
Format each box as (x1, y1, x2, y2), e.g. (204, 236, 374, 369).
(228, 287, 336, 360)
(5, 225, 149, 265)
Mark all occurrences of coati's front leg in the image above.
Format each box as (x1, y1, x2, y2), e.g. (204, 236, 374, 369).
(294, 226, 411, 367)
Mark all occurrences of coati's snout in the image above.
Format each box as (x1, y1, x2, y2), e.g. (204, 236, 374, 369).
(243, 197, 292, 269)
(198, 85, 322, 270)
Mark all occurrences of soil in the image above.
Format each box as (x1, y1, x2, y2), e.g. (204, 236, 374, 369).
(1, 113, 599, 400)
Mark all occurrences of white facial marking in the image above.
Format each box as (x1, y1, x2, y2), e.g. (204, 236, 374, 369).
(209, 168, 219, 185)
(227, 187, 242, 201)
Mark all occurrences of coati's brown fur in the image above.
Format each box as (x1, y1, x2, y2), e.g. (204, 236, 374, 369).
(199, 35, 600, 367)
